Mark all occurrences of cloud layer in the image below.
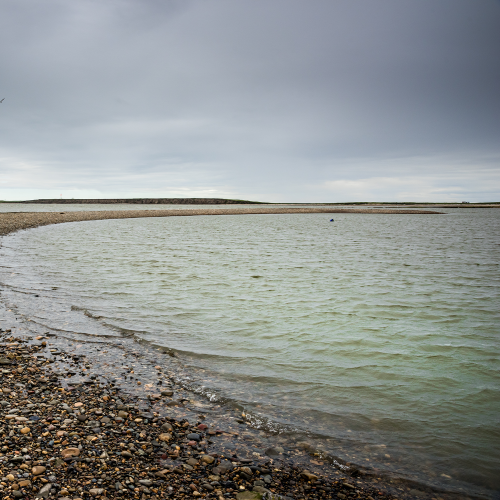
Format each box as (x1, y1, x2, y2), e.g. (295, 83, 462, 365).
(1, 0, 499, 202)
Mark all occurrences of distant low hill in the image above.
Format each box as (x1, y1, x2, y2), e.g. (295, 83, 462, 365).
(12, 198, 263, 205)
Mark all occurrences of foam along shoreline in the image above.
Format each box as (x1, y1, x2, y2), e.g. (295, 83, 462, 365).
(0, 207, 442, 237)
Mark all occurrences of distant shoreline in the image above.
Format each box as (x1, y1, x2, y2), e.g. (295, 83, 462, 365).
(4, 198, 263, 205)
(1, 198, 498, 208)
(0, 207, 442, 237)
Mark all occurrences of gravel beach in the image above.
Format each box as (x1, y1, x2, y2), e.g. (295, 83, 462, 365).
(0, 328, 402, 500)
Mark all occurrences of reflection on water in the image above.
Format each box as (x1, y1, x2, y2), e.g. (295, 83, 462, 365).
(0, 209, 499, 497)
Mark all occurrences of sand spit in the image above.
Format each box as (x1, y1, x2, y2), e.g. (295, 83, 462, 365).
(0, 207, 442, 237)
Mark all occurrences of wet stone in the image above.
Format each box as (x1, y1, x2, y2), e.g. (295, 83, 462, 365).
(236, 491, 263, 500)
(253, 486, 271, 494)
(36, 483, 52, 498)
(301, 470, 318, 481)
(201, 454, 215, 464)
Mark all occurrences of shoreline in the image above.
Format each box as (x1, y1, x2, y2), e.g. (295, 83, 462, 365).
(6, 199, 263, 206)
(3, 326, 364, 500)
(0, 313, 479, 500)
(1, 207, 490, 500)
(2, 200, 498, 209)
(0, 207, 442, 237)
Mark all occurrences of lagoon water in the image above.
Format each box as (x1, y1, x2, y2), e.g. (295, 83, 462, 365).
(0, 207, 499, 497)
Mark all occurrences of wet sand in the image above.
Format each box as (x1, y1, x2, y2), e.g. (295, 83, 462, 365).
(0, 207, 442, 237)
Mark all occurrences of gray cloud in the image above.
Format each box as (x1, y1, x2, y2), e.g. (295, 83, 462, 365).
(1, 0, 499, 201)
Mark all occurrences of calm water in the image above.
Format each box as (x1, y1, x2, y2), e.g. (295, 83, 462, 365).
(0, 209, 499, 497)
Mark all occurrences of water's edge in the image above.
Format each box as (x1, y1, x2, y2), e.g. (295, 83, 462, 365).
(0, 211, 496, 498)
(0, 297, 489, 500)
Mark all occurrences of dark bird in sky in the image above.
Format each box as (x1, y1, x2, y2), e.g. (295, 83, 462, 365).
(0, 99, 4, 103)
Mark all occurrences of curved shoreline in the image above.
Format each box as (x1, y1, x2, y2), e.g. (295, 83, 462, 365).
(0, 207, 442, 237)
(2, 206, 475, 500)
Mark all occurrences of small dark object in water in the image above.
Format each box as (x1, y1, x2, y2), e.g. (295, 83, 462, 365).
(330, 219, 334, 222)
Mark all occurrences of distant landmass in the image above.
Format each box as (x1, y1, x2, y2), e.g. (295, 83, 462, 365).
(11, 198, 264, 205)
(3, 199, 499, 207)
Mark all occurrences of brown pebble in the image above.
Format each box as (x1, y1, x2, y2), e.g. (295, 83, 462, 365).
(32, 465, 46, 475)
(300, 470, 318, 481)
(61, 447, 81, 458)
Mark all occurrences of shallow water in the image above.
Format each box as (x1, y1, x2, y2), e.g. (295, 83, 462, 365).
(0, 209, 499, 497)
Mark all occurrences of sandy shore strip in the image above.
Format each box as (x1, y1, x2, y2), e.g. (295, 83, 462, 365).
(0, 207, 442, 237)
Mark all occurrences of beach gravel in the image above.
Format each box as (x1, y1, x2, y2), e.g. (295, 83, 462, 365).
(0, 329, 397, 500)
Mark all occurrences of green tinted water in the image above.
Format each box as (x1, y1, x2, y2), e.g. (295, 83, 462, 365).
(1, 209, 499, 496)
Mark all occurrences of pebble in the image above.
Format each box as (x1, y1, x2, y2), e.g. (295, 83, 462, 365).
(158, 432, 172, 441)
(36, 483, 52, 498)
(301, 470, 318, 481)
(32, 465, 46, 475)
(201, 454, 215, 464)
(61, 447, 80, 458)
(236, 491, 262, 500)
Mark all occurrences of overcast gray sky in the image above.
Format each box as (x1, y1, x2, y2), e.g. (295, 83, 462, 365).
(1, 0, 499, 202)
